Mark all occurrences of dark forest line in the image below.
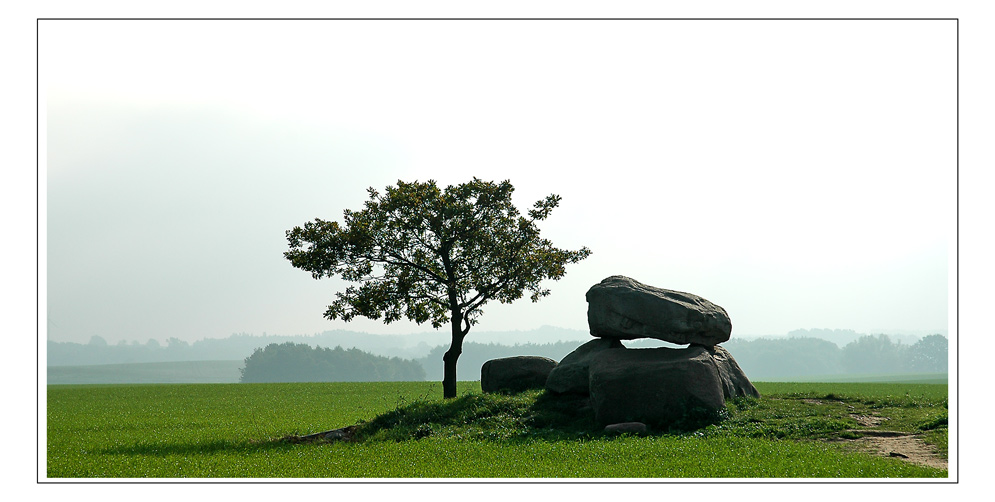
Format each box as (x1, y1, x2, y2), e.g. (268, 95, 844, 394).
(47, 329, 947, 383)
(239, 342, 425, 383)
(416, 334, 948, 381)
(45, 327, 578, 366)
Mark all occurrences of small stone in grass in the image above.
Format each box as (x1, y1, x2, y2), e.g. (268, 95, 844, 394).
(604, 422, 648, 434)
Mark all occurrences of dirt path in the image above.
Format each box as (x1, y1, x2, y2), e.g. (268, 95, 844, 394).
(852, 433, 948, 470)
(837, 412, 947, 470)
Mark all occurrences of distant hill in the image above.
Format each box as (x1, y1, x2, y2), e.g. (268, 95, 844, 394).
(45, 327, 947, 385)
(783, 328, 930, 347)
(46, 326, 591, 367)
(48, 360, 243, 384)
(239, 342, 425, 383)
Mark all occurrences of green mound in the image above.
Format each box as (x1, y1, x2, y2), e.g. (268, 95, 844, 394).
(348, 389, 728, 442)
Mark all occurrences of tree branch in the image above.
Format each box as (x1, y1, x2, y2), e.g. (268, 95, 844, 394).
(357, 247, 447, 285)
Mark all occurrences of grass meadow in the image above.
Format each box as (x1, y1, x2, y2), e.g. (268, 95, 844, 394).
(46, 381, 949, 479)
(47, 360, 244, 384)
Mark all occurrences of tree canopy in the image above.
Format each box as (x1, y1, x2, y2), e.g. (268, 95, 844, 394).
(239, 342, 425, 383)
(285, 178, 591, 397)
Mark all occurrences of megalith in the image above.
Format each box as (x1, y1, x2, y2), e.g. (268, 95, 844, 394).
(545, 338, 624, 395)
(703, 344, 761, 399)
(481, 356, 557, 394)
(586, 275, 732, 346)
(587, 345, 727, 426)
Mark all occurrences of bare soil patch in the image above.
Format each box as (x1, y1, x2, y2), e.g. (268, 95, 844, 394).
(850, 413, 888, 427)
(830, 416, 947, 471)
(816, 412, 946, 470)
(850, 433, 947, 470)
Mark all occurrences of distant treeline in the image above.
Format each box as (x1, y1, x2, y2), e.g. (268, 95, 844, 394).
(723, 334, 948, 380)
(414, 334, 948, 382)
(46, 330, 446, 366)
(46, 327, 588, 367)
(239, 342, 426, 383)
(416, 341, 583, 381)
(47, 330, 948, 383)
(783, 328, 924, 347)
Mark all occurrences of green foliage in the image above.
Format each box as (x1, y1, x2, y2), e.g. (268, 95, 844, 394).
(359, 391, 541, 442)
(909, 334, 949, 372)
(47, 382, 947, 478)
(356, 390, 610, 442)
(239, 342, 425, 383)
(285, 179, 590, 397)
(842, 334, 909, 373)
(917, 411, 948, 431)
(285, 178, 591, 329)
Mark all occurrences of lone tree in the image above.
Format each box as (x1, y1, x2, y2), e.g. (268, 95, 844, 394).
(285, 178, 591, 398)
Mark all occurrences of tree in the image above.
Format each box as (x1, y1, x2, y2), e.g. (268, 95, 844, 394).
(909, 334, 948, 373)
(165, 337, 189, 349)
(285, 178, 591, 398)
(721, 337, 844, 380)
(841, 334, 910, 374)
(239, 342, 426, 383)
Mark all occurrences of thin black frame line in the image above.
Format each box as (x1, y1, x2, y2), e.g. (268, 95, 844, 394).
(39, 479, 953, 485)
(35, 16, 959, 485)
(954, 17, 960, 486)
(34, 17, 959, 21)
(35, 16, 41, 487)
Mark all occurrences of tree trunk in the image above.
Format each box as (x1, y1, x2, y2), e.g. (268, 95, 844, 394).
(442, 309, 467, 399)
(442, 341, 462, 399)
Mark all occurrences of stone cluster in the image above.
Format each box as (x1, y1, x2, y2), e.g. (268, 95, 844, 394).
(480, 275, 759, 430)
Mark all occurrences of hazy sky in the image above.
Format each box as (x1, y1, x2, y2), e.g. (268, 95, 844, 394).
(40, 19, 956, 345)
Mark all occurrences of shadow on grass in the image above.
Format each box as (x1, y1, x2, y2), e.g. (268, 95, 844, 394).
(351, 389, 727, 443)
(102, 390, 734, 455)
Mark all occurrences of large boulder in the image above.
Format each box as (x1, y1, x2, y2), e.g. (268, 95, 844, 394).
(586, 276, 732, 346)
(702, 344, 761, 399)
(545, 338, 624, 395)
(481, 356, 557, 394)
(588, 345, 749, 426)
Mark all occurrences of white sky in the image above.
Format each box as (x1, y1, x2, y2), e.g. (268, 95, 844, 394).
(39, 19, 956, 345)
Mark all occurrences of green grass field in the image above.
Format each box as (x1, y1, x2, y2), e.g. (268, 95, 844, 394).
(46, 381, 949, 479)
(47, 360, 244, 384)
(781, 373, 948, 384)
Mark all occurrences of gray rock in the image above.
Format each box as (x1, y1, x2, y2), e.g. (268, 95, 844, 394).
(586, 276, 732, 346)
(545, 338, 624, 395)
(604, 422, 648, 434)
(588, 345, 727, 426)
(701, 344, 761, 399)
(481, 356, 558, 394)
